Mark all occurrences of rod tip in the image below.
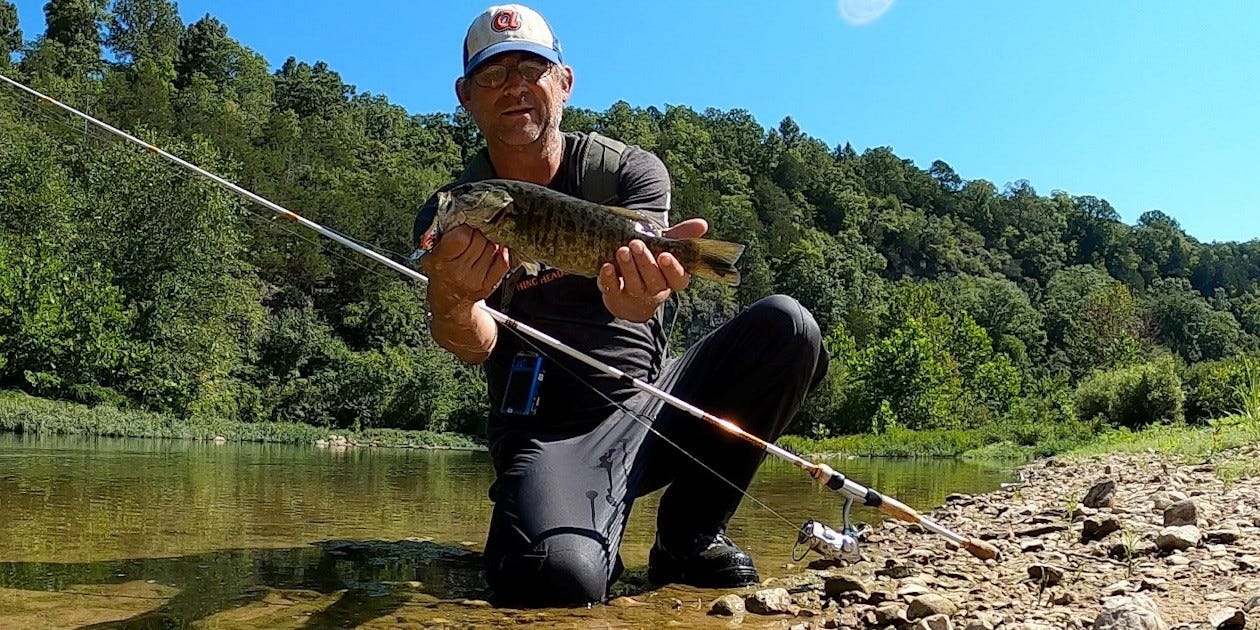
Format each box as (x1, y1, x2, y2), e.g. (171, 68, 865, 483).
(963, 538, 1001, 561)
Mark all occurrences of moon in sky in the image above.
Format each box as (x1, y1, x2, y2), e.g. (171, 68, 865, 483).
(838, 0, 896, 25)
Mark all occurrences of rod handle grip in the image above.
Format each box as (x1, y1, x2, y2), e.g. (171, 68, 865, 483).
(963, 538, 1001, 561)
(878, 495, 919, 523)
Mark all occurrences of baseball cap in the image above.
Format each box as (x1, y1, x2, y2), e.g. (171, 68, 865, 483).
(463, 4, 564, 76)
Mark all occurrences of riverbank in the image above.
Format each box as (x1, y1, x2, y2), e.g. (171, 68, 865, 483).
(781, 411, 1260, 464)
(680, 415, 1260, 629)
(0, 390, 485, 450)
(9, 387, 1259, 464)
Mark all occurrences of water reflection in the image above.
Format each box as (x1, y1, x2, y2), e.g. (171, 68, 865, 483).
(0, 433, 1013, 628)
(0, 540, 486, 629)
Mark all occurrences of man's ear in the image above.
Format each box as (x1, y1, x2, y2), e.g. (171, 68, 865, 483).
(455, 77, 470, 108)
(559, 65, 574, 99)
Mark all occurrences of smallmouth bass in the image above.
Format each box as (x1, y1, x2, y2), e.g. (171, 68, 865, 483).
(424, 179, 745, 286)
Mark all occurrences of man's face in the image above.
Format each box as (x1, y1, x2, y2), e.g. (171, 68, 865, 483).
(457, 52, 573, 147)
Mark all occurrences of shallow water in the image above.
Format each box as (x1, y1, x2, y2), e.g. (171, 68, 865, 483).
(0, 432, 1013, 628)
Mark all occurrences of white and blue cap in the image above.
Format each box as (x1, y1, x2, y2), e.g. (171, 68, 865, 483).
(463, 4, 563, 76)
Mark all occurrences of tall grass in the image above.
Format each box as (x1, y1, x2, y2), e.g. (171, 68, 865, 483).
(1234, 355, 1260, 423)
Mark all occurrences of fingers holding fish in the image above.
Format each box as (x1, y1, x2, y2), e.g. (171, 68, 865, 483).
(598, 240, 675, 322)
(657, 252, 690, 292)
(431, 224, 478, 262)
(472, 240, 511, 295)
(661, 217, 708, 240)
(616, 241, 658, 298)
(425, 225, 509, 304)
(436, 180, 744, 287)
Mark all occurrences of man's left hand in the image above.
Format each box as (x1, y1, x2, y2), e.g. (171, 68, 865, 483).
(598, 218, 708, 322)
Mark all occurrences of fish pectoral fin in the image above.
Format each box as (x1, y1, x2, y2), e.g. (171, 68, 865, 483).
(479, 189, 516, 226)
(508, 250, 542, 277)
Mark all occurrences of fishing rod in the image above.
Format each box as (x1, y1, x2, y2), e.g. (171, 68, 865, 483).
(0, 72, 1000, 563)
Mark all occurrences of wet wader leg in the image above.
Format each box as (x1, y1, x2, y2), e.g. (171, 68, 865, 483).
(482, 417, 652, 607)
(633, 294, 827, 546)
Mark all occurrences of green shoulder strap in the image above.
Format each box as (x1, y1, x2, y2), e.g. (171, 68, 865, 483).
(580, 131, 627, 205)
(455, 131, 626, 203)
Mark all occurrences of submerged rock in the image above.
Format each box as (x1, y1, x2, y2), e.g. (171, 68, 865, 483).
(708, 594, 745, 616)
(745, 588, 795, 615)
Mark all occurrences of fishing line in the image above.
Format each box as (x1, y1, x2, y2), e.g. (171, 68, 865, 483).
(0, 71, 1002, 563)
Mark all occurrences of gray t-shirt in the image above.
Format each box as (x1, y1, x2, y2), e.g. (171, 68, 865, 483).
(414, 132, 672, 431)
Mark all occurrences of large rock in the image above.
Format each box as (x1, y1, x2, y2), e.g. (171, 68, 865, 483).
(745, 588, 795, 615)
(1163, 499, 1199, 526)
(907, 594, 958, 620)
(1083, 516, 1123, 542)
(823, 575, 870, 599)
(1207, 608, 1245, 629)
(1155, 525, 1202, 552)
(708, 594, 745, 616)
(873, 604, 908, 626)
(914, 614, 954, 630)
(1084, 478, 1117, 508)
(1093, 594, 1169, 630)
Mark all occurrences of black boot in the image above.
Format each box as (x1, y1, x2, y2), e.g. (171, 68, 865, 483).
(647, 531, 760, 588)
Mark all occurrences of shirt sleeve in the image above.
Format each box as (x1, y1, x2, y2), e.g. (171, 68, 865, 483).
(616, 146, 672, 227)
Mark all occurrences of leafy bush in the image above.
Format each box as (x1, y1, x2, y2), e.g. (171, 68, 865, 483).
(1074, 356, 1184, 428)
(1183, 353, 1260, 423)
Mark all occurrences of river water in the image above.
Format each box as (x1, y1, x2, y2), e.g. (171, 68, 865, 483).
(0, 433, 1013, 629)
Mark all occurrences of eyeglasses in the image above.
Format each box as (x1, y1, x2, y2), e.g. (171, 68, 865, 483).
(469, 59, 554, 89)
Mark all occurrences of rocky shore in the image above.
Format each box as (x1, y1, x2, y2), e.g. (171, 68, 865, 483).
(694, 445, 1260, 630)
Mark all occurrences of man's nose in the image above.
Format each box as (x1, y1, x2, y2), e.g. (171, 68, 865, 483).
(502, 68, 530, 93)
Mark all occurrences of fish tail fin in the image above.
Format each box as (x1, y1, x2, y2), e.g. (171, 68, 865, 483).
(690, 238, 745, 286)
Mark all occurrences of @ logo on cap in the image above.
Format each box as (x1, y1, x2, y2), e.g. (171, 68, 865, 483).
(492, 9, 522, 32)
(463, 4, 564, 76)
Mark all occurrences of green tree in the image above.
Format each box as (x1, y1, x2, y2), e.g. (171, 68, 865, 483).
(1044, 266, 1145, 380)
(1145, 278, 1245, 362)
(0, 0, 21, 66)
(273, 57, 353, 119)
(40, 0, 107, 77)
(106, 0, 182, 64)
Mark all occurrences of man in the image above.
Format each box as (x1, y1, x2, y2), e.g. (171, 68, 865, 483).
(413, 4, 828, 607)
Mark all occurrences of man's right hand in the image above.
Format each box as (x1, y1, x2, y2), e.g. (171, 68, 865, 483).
(420, 224, 509, 364)
(421, 225, 511, 307)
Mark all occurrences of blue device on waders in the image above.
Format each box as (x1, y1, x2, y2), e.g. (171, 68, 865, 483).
(501, 352, 545, 416)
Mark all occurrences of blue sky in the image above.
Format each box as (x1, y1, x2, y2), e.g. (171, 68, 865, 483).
(10, 0, 1260, 242)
